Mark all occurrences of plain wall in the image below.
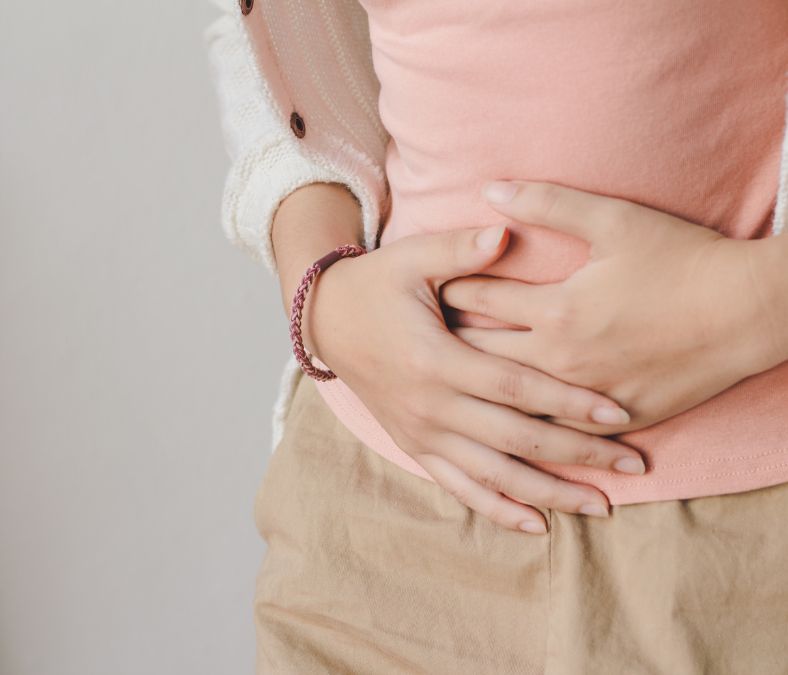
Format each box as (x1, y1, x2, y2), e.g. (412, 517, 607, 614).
(0, 2, 289, 673)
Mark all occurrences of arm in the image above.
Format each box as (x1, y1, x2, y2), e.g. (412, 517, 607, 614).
(202, 0, 389, 481)
(270, 181, 364, 356)
(745, 233, 788, 373)
(203, 0, 390, 272)
(441, 180, 788, 435)
(203, 2, 651, 532)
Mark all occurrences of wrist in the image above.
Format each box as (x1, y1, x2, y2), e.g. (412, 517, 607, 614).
(291, 251, 360, 367)
(271, 181, 365, 311)
(734, 235, 788, 376)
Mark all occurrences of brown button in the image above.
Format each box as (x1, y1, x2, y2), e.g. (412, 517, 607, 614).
(290, 111, 306, 138)
(240, 0, 253, 16)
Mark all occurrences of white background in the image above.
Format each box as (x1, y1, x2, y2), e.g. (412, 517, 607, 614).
(0, 2, 289, 673)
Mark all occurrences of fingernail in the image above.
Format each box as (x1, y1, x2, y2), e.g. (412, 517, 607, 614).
(591, 406, 631, 425)
(579, 503, 610, 518)
(613, 456, 646, 475)
(475, 225, 506, 250)
(483, 180, 519, 204)
(518, 519, 547, 534)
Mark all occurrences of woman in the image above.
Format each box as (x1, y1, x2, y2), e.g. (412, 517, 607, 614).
(205, 0, 788, 672)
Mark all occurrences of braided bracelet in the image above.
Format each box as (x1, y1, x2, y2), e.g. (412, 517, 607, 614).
(289, 244, 366, 381)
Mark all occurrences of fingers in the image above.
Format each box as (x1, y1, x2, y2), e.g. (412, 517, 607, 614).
(395, 225, 510, 285)
(415, 451, 549, 534)
(451, 326, 533, 363)
(432, 432, 611, 518)
(441, 276, 557, 328)
(437, 336, 631, 427)
(444, 394, 645, 475)
(482, 180, 628, 250)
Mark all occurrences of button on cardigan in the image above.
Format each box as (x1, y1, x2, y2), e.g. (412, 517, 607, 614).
(203, 0, 788, 494)
(204, 0, 392, 452)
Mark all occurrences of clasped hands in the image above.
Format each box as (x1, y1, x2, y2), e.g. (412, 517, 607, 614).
(294, 178, 788, 533)
(442, 179, 788, 437)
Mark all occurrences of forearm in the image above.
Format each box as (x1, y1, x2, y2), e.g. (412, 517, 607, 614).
(271, 181, 365, 354)
(741, 233, 788, 374)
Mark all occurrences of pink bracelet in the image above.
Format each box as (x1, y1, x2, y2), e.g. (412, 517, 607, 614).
(289, 244, 366, 381)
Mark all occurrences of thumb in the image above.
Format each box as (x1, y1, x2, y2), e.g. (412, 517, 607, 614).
(398, 225, 509, 285)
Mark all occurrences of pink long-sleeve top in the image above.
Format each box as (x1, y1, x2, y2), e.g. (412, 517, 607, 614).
(314, 0, 788, 505)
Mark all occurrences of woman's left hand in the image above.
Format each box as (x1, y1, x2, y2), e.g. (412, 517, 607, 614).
(441, 180, 788, 435)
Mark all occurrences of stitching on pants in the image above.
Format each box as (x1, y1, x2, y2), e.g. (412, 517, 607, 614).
(545, 508, 553, 675)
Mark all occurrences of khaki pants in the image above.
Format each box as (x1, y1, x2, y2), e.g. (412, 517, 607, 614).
(252, 375, 788, 674)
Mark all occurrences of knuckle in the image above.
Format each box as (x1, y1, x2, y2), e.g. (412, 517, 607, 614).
(398, 429, 425, 452)
(530, 482, 562, 509)
(402, 401, 427, 424)
(575, 443, 602, 467)
(403, 389, 436, 423)
(475, 464, 509, 493)
(541, 388, 579, 419)
(496, 370, 525, 405)
(543, 295, 576, 331)
(501, 429, 540, 458)
(445, 482, 473, 507)
(533, 183, 563, 220)
(551, 349, 582, 377)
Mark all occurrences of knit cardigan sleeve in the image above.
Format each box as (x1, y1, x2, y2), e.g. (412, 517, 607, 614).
(203, 0, 391, 274)
(203, 0, 390, 450)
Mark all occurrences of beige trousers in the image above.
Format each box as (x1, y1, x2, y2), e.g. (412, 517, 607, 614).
(252, 375, 788, 674)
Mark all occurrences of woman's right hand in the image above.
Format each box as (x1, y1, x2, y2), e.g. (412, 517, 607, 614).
(300, 223, 646, 534)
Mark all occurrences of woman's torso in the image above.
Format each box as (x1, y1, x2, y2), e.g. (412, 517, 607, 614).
(315, 0, 788, 504)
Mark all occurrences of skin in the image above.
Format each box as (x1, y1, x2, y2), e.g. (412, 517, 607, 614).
(442, 180, 788, 436)
(272, 182, 645, 535)
(271, 181, 788, 534)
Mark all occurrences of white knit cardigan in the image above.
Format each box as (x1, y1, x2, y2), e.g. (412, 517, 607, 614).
(203, 0, 788, 453)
